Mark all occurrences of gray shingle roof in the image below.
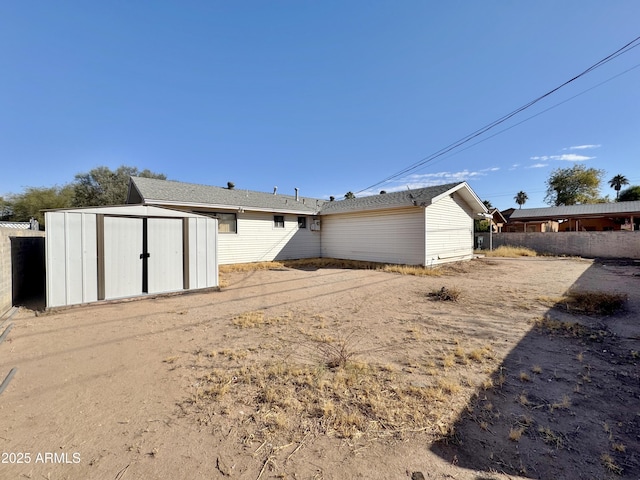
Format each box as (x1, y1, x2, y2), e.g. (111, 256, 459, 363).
(128, 178, 485, 216)
(320, 182, 470, 215)
(128, 177, 324, 214)
(509, 201, 640, 220)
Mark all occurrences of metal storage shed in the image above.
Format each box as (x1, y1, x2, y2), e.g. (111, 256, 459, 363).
(45, 205, 218, 308)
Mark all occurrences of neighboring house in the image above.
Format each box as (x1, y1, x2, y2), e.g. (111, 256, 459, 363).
(504, 201, 640, 232)
(127, 177, 487, 266)
(501, 208, 558, 233)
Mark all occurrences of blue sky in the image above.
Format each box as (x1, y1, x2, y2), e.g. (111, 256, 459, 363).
(1, 1, 639, 209)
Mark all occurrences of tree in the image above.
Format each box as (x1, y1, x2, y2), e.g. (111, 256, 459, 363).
(9, 185, 75, 225)
(608, 174, 629, 200)
(0, 196, 12, 220)
(514, 191, 528, 209)
(73, 165, 166, 207)
(544, 164, 604, 206)
(483, 199, 493, 209)
(618, 185, 640, 202)
(344, 191, 356, 200)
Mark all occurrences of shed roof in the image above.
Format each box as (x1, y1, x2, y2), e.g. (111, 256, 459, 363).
(43, 204, 218, 219)
(128, 177, 323, 214)
(319, 182, 487, 215)
(509, 201, 640, 221)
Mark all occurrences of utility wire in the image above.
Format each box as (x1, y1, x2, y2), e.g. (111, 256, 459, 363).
(356, 35, 640, 194)
(413, 61, 640, 174)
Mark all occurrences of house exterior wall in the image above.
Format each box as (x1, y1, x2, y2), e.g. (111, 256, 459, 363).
(218, 211, 320, 264)
(1, 228, 46, 316)
(320, 207, 426, 265)
(425, 193, 475, 265)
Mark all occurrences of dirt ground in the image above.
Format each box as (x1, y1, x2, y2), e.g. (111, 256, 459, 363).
(1, 257, 638, 480)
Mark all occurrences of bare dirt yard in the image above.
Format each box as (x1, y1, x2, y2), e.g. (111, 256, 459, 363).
(1, 256, 638, 480)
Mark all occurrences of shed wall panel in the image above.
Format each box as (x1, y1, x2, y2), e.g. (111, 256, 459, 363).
(45, 212, 98, 308)
(188, 217, 218, 289)
(425, 193, 474, 265)
(218, 212, 320, 264)
(321, 207, 425, 265)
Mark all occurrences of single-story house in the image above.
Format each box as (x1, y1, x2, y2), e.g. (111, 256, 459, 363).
(126, 177, 487, 266)
(503, 201, 640, 232)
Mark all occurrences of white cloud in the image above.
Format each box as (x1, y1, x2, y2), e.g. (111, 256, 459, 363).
(530, 154, 594, 162)
(566, 144, 601, 150)
(358, 169, 491, 196)
(527, 163, 548, 168)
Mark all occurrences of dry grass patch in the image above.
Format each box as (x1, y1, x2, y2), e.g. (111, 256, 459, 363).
(219, 261, 286, 273)
(539, 290, 627, 316)
(185, 357, 463, 441)
(219, 257, 475, 278)
(427, 286, 461, 302)
(231, 310, 291, 328)
(480, 246, 537, 257)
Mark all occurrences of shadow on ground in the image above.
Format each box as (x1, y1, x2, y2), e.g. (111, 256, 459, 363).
(431, 260, 640, 479)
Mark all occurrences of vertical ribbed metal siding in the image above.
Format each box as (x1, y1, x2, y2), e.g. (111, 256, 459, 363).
(320, 207, 425, 265)
(425, 193, 474, 264)
(188, 216, 218, 289)
(103, 217, 144, 299)
(46, 211, 98, 308)
(46, 208, 218, 308)
(147, 218, 184, 294)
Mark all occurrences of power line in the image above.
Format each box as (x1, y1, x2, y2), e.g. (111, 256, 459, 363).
(410, 61, 640, 174)
(356, 35, 640, 194)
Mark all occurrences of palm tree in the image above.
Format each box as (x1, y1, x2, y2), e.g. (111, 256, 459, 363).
(514, 191, 528, 209)
(344, 191, 356, 200)
(609, 174, 629, 200)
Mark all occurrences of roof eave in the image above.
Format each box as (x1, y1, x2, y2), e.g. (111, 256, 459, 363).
(432, 182, 487, 214)
(142, 199, 319, 215)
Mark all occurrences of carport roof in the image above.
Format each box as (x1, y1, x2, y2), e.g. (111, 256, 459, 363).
(509, 201, 640, 221)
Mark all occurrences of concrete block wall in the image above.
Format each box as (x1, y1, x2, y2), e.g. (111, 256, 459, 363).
(493, 231, 640, 259)
(0, 228, 46, 316)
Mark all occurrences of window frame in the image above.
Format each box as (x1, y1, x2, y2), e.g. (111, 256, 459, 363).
(192, 211, 237, 234)
(297, 216, 307, 229)
(273, 215, 285, 228)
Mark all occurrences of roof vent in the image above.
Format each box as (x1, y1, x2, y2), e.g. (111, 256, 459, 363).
(295, 188, 299, 202)
(273, 186, 278, 195)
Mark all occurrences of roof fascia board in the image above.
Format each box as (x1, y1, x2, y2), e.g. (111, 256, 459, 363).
(143, 199, 319, 215)
(319, 203, 421, 216)
(432, 182, 487, 213)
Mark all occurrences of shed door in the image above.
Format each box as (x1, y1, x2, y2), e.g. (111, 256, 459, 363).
(147, 218, 184, 294)
(103, 217, 144, 299)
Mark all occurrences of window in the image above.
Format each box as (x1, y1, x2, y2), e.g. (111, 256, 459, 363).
(298, 216, 307, 229)
(274, 215, 285, 228)
(218, 213, 237, 233)
(193, 211, 237, 233)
